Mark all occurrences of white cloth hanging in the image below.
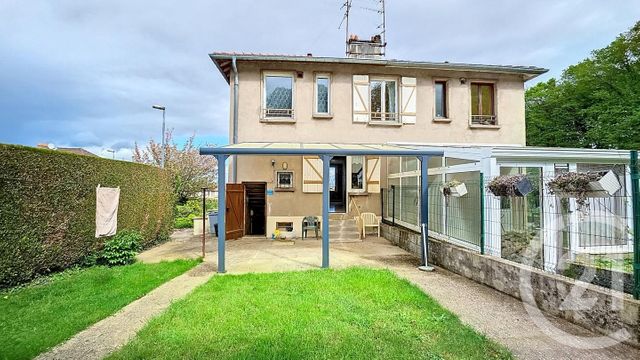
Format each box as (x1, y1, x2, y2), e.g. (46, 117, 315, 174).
(95, 185, 120, 238)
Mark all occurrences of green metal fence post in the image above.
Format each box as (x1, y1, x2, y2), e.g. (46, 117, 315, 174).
(480, 172, 485, 255)
(631, 150, 640, 300)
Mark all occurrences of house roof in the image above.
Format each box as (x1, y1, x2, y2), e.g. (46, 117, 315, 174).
(209, 52, 549, 83)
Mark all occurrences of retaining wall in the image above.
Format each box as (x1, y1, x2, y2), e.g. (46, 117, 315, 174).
(381, 223, 640, 347)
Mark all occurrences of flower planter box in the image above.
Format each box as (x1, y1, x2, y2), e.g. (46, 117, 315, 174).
(549, 170, 621, 199)
(443, 182, 468, 197)
(487, 174, 533, 197)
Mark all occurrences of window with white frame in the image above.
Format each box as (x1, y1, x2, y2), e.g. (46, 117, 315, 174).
(348, 156, 366, 192)
(370, 78, 398, 122)
(315, 74, 331, 115)
(263, 72, 294, 118)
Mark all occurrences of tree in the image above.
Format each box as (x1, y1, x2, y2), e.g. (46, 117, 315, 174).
(526, 21, 640, 149)
(133, 130, 218, 203)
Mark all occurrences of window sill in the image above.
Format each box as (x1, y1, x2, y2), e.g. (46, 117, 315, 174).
(469, 124, 501, 129)
(368, 121, 402, 127)
(348, 191, 369, 196)
(275, 187, 295, 192)
(433, 118, 451, 123)
(312, 113, 333, 119)
(260, 118, 296, 124)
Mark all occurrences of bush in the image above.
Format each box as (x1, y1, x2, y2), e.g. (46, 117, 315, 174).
(174, 217, 193, 229)
(100, 230, 143, 266)
(0, 144, 175, 287)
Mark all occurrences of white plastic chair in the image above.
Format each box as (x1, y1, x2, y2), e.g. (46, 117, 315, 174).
(360, 212, 380, 238)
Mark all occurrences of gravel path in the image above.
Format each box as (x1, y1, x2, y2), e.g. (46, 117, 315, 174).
(35, 261, 215, 360)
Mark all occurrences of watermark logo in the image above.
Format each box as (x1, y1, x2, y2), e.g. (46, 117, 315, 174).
(516, 212, 632, 349)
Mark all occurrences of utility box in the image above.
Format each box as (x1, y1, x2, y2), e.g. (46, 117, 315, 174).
(193, 217, 210, 236)
(208, 211, 219, 236)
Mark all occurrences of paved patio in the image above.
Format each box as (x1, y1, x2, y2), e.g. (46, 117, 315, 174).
(137, 230, 640, 360)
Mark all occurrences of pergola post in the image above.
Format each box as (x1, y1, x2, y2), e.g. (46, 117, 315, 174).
(216, 154, 228, 273)
(321, 155, 332, 268)
(419, 155, 430, 267)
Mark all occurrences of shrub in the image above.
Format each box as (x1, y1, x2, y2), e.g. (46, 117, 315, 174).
(0, 144, 174, 287)
(174, 217, 193, 229)
(100, 230, 143, 266)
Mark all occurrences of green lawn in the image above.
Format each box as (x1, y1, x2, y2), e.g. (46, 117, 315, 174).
(0, 259, 200, 360)
(110, 267, 512, 360)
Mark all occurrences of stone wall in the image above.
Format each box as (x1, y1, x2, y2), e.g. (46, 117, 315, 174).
(381, 223, 640, 348)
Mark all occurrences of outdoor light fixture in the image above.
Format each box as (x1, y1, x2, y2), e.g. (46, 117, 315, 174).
(152, 105, 166, 168)
(271, 159, 276, 167)
(459, 77, 467, 84)
(282, 161, 289, 170)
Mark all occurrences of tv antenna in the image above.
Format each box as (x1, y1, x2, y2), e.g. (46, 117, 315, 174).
(339, 0, 386, 57)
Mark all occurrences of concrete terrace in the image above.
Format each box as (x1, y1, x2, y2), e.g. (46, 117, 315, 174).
(136, 230, 640, 360)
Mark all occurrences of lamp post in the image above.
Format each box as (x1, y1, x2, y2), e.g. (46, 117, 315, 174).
(105, 149, 115, 160)
(152, 105, 166, 168)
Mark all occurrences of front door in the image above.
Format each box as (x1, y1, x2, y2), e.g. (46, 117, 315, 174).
(225, 183, 245, 240)
(329, 156, 346, 213)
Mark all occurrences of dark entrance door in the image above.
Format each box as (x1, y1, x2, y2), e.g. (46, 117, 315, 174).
(225, 183, 245, 240)
(329, 156, 346, 213)
(244, 182, 266, 235)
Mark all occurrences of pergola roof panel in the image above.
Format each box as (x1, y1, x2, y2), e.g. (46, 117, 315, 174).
(200, 142, 445, 157)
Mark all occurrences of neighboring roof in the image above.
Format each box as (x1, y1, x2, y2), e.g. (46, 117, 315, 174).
(57, 147, 98, 157)
(36, 144, 98, 157)
(209, 52, 548, 83)
(200, 142, 444, 157)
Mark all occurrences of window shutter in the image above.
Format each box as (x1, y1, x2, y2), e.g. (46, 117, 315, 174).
(302, 156, 323, 193)
(400, 77, 417, 124)
(366, 156, 380, 193)
(353, 75, 370, 123)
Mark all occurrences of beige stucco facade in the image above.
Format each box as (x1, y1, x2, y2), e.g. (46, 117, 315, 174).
(231, 60, 527, 146)
(217, 56, 535, 236)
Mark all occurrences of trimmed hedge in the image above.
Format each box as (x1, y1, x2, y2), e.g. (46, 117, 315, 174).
(0, 144, 174, 287)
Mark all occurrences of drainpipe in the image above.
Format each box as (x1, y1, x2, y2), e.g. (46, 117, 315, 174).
(231, 56, 239, 182)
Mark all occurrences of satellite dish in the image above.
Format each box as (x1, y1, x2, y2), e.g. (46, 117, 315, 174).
(47, 143, 57, 150)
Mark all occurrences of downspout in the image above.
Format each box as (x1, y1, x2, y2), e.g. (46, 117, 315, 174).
(231, 56, 239, 182)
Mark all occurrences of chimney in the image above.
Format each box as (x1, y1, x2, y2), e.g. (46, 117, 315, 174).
(346, 34, 385, 59)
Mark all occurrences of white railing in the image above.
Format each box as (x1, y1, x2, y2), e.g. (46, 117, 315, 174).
(370, 112, 399, 123)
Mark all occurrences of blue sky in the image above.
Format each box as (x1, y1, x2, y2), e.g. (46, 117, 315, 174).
(1, 0, 639, 160)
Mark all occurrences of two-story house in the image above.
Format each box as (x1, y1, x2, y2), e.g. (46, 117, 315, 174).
(210, 47, 547, 240)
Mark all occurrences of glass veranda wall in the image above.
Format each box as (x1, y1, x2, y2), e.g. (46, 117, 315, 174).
(382, 151, 637, 297)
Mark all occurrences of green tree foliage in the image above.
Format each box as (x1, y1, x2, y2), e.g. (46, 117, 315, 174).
(133, 131, 217, 204)
(526, 21, 640, 149)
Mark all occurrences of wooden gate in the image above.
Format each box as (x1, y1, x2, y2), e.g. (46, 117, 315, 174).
(225, 184, 245, 240)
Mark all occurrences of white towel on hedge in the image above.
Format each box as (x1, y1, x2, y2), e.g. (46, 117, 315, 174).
(95, 185, 120, 238)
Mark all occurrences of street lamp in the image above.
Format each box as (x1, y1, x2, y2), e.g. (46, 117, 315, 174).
(152, 105, 166, 168)
(105, 149, 115, 160)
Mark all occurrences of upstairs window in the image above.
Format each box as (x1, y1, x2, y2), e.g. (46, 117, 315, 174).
(434, 81, 447, 118)
(263, 73, 294, 118)
(471, 82, 496, 125)
(370, 79, 398, 122)
(315, 74, 331, 115)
